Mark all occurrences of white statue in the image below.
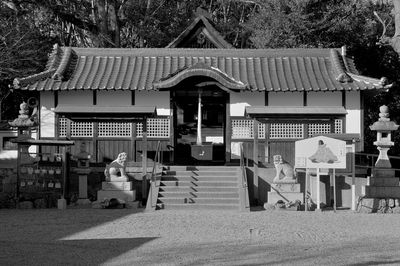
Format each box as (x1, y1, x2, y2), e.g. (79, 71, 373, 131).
(272, 155, 296, 184)
(104, 152, 128, 181)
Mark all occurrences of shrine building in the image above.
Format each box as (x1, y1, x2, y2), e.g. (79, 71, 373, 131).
(13, 13, 389, 168)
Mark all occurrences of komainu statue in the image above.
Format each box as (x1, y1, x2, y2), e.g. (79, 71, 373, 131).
(104, 152, 128, 181)
(272, 155, 296, 184)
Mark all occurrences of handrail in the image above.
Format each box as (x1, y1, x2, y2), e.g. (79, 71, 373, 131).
(239, 142, 250, 211)
(146, 141, 162, 211)
(151, 141, 162, 183)
(240, 142, 248, 187)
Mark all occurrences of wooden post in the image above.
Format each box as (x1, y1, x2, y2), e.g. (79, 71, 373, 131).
(333, 168, 337, 213)
(196, 91, 202, 145)
(305, 168, 308, 212)
(351, 140, 356, 211)
(131, 122, 137, 161)
(316, 168, 320, 211)
(142, 118, 148, 201)
(62, 146, 68, 199)
(253, 118, 259, 202)
(16, 144, 21, 206)
(225, 96, 231, 163)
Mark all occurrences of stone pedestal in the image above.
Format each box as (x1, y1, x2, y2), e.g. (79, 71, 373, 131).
(95, 178, 138, 209)
(57, 198, 67, 209)
(268, 183, 304, 205)
(76, 168, 91, 205)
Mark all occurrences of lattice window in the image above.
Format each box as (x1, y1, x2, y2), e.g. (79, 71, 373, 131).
(98, 122, 132, 137)
(308, 123, 331, 137)
(334, 119, 343, 134)
(232, 120, 253, 139)
(270, 123, 304, 139)
(59, 118, 93, 137)
(59, 118, 67, 137)
(71, 121, 93, 137)
(231, 120, 265, 139)
(136, 118, 170, 138)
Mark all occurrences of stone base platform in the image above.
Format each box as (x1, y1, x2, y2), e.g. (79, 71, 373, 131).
(268, 183, 303, 204)
(268, 191, 304, 204)
(97, 190, 136, 202)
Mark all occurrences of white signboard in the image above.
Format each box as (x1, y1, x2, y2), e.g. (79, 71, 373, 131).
(295, 136, 346, 169)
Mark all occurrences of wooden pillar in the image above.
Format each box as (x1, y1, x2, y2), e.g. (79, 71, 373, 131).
(333, 169, 337, 213)
(196, 91, 202, 145)
(142, 118, 148, 201)
(93, 122, 98, 162)
(253, 118, 259, 202)
(62, 146, 68, 199)
(225, 96, 231, 163)
(316, 168, 320, 211)
(265, 123, 270, 164)
(131, 122, 137, 161)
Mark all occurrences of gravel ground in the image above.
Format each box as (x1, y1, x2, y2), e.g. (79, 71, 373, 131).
(1, 207, 400, 266)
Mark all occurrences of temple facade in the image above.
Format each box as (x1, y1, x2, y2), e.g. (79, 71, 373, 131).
(13, 13, 390, 168)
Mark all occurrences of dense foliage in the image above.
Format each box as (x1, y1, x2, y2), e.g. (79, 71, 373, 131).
(1, 0, 400, 153)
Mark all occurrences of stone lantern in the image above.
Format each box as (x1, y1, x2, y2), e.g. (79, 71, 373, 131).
(369, 105, 399, 168)
(359, 105, 400, 213)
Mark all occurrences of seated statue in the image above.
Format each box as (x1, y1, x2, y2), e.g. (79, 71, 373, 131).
(272, 155, 296, 184)
(104, 152, 128, 181)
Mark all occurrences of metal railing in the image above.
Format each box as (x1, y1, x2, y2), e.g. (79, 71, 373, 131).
(355, 152, 400, 175)
(145, 141, 162, 211)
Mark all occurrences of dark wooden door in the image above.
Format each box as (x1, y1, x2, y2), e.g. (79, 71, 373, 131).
(268, 141, 296, 166)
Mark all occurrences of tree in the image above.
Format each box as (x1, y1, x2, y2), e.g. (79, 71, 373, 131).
(0, 3, 53, 120)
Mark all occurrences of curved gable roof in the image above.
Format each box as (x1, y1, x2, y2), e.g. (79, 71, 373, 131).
(13, 45, 391, 92)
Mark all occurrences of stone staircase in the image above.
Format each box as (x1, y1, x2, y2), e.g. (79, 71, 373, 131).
(155, 166, 245, 210)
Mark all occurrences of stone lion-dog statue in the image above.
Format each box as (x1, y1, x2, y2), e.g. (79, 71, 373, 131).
(272, 155, 297, 184)
(104, 152, 128, 181)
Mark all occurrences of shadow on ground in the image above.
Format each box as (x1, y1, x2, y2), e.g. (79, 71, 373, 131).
(0, 209, 154, 265)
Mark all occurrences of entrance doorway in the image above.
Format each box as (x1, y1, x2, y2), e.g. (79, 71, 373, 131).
(173, 88, 227, 165)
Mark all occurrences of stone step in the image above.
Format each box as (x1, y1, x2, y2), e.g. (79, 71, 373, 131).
(163, 170, 238, 176)
(160, 180, 238, 187)
(97, 190, 136, 202)
(267, 192, 304, 204)
(158, 191, 240, 198)
(364, 186, 400, 198)
(159, 186, 239, 193)
(102, 181, 132, 191)
(369, 177, 399, 187)
(162, 175, 238, 182)
(156, 203, 239, 210)
(157, 197, 239, 204)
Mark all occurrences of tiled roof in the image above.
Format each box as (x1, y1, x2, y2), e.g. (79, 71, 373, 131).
(13, 45, 391, 92)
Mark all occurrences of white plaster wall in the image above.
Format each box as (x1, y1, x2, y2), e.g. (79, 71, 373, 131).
(268, 92, 303, 106)
(307, 92, 342, 106)
(230, 92, 264, 116)
(58, 91, 92, 105)
(40, 92, 55, 138)
(135, 91, 171, 116)
(345, 91, 361, 134)
(97, 91, 131, 106)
